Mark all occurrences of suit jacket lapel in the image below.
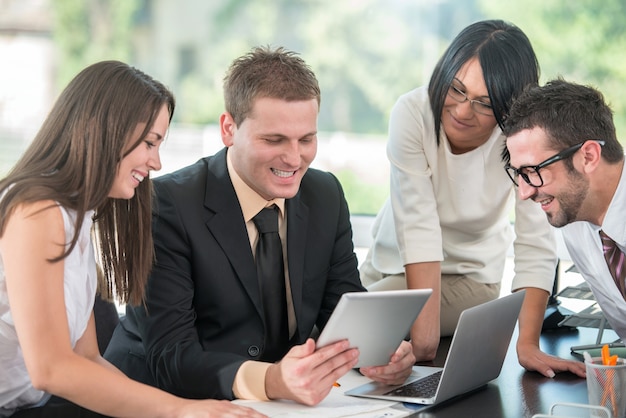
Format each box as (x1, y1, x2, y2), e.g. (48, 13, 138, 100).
(202, 149, 264, 318)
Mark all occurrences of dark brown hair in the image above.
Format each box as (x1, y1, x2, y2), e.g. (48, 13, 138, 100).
(223, 45, 320, 126)
(0, 60, 175, 305)
(504, 78, 623, 165)
(428, 19, 539, 158)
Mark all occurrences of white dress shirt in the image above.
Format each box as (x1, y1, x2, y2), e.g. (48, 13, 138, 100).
(562, 162, 626, 339)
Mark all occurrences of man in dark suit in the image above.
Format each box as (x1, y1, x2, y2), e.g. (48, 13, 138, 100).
(105, 46, 415, 406)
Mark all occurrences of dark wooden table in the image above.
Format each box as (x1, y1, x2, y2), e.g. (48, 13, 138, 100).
(405, 326, 613, 417)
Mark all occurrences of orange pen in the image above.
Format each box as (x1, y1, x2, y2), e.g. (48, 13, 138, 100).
(601, 344, 618, 366)
(600, 344, 618, 415)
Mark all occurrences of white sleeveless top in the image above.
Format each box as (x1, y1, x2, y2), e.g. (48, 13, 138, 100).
(0, 205, 97, 417)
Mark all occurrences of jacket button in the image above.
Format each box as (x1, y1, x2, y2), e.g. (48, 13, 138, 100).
(248, 345, 260, 357)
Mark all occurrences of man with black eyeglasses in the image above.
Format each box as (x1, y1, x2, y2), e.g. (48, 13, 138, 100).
(504, 78, 626, 342)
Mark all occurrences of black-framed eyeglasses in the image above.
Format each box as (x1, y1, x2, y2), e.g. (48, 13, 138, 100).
(504, 140, 605, 187)
(447, 81, 493, 116)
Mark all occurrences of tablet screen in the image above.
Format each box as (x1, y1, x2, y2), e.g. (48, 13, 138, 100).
(316, 289, 432, 368)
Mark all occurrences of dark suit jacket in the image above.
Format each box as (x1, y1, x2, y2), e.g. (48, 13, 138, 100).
(105, 148, 365, 400)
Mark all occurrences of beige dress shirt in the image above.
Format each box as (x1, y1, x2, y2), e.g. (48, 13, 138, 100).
(227, 153, 296, 400)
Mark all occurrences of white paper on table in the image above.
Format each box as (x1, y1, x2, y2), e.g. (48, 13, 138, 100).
(232, 369, 410, 417)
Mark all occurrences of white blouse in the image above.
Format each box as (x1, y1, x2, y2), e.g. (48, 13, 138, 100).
(368, 86, 557, 292)
(0, 205, 97, 417)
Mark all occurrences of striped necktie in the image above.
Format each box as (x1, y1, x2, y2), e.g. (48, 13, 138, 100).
(599, 230, 626, 300)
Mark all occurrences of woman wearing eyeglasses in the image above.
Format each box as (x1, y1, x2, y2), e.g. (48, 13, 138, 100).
(360, 20, 586, 378)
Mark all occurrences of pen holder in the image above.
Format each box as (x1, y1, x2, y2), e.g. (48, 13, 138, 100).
(586, 357, 626, 418)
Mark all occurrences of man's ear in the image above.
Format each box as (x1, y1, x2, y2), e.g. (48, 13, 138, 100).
(220, 112, 236, 147)
(579, 140, 603, 174)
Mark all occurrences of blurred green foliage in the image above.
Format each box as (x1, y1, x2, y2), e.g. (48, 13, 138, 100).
(41, 0, 626, 214)
(334, 168, 388, 215)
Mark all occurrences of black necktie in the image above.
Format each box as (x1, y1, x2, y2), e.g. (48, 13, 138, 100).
(253, 205, 288, 361)
(599, 230, 626, 300)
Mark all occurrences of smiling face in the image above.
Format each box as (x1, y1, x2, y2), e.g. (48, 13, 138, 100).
(221, 96, 318, 200)
(441, 57, 498, 154)
(108, 104, 169, 199)
(507, 127, 590, 227)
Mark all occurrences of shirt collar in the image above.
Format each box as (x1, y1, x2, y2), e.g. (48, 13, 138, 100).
(602, 161, 626, 243)
(226, 150, 285, 223)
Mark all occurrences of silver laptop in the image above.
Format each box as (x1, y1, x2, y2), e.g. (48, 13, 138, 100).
(345, 290, 525, 408)
(316, 289, 432, 368)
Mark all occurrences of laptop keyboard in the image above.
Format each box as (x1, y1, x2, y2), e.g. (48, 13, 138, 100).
(383, 370, 443, 398)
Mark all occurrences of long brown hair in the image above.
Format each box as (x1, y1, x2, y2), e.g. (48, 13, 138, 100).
(0, 60, 175, 306)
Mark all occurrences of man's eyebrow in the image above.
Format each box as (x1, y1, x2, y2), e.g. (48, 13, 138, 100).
(261, 131, 317, 139)
(259, 132, 288, 140)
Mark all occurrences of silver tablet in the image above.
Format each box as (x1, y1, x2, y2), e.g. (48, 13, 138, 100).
(316, 289, 432, 368)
